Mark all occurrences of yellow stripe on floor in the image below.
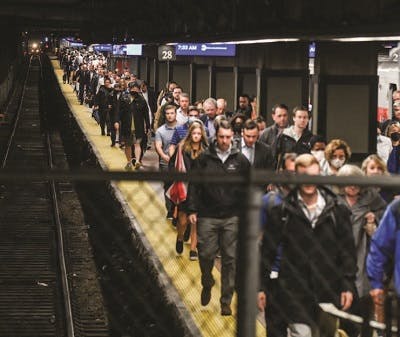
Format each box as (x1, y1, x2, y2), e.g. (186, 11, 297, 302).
(51, 58, 266, 337)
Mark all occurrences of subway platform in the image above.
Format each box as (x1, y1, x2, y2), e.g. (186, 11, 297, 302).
(50, 56, 266, 337)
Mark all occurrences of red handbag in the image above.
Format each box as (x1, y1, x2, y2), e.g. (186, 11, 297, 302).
(166, 145, 187, 205)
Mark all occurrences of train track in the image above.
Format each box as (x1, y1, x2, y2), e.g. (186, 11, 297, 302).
(0, 55, 74, 337)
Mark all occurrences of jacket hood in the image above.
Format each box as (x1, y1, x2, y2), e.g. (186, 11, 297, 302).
(282, 126, 295, 139)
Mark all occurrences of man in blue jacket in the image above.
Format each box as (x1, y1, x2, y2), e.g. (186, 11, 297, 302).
(367, 199, 400, 305)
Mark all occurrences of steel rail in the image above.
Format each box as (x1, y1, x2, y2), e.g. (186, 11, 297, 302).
(41, 55, 75, 337)
(46, 131, 75, 337)
(1, 55, 33, 168)
(1, 55, 76, 337)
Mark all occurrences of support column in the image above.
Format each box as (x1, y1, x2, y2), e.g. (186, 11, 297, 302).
(315, 42, 379, 159)
(259, 42, 309, 125)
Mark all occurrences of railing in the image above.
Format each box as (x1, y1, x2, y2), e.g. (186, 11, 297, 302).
(1, 168, 399, 337)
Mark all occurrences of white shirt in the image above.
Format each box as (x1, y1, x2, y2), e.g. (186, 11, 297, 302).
(241, 138, 255, 164)
(216, 144, 232, 163)
(297, 189, 326, 228)
(205, 117, 216, 138)
(176, 108, 188, 126)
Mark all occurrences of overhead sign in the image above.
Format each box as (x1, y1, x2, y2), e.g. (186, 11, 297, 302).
(93, 44, 113, 52)
(112, 44, 143, 56)
(126, 44, 142, 56)
(158, 45, 176, 61)
(175, 43, 236, 57)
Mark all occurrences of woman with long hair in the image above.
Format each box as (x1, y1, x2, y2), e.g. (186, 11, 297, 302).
(171, 121, 208, 260)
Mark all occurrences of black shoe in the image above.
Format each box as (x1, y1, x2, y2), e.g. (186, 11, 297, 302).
(221, 303, 232, 316)
(166, 211, 173, 220)
(201, 287, 212, 306)
(110, 142, 115, 147)
(183, 223, 191, 242)
(176, 239, 183, 254)
(189, 250, 198, 261)
(101, 130, 105, 136)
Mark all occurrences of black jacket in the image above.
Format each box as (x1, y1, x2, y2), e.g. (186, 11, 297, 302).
(76, 69, 89, 85)
(109, 90, 122, 123)
(94, 85, 112, 111)
(277, 127, 314, 155)
(252, 141, 274, 170)
(120, 92, 150, 140)
(186, 142, 250, 218)
(275, 127, 314, 168)
(259, 124, 282, 156)
(88, 72, 98, 94)
(260, 187, 357, 323)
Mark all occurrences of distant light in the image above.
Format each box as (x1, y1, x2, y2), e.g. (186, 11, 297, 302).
(167, 38, 299, 46)
(32, 43, 38, 48)
(45, 37, 49, 42)
(333, 36, 400, 42)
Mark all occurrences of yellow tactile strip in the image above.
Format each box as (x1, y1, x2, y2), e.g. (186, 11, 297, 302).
(51, 58, 266, 337)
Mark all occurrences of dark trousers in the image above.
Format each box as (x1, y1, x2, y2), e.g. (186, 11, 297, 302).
(197, 216, 239, 305)
(160, 164, 173, 215)
(99, 108, 110, 135)
(264, 279, 288, 337)
(78, 84, 85, 104)
(110, 121, 119, 144)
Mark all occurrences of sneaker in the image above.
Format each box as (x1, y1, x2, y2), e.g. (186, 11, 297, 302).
(201, 287, 212, 306)
(125, 162, 133, 171)
(134, 162, 142, 170)
(176, 239, 183, 254)
(189, 250, 198, 261)
(221, 303, 232, 316)
(183, 224, 191, 242)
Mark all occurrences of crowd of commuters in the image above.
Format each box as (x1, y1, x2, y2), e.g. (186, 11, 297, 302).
(59, 47, 155, 169)
(58, 47, 400, 335)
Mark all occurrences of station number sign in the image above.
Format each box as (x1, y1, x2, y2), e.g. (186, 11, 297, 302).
(158, 45, 176, 61)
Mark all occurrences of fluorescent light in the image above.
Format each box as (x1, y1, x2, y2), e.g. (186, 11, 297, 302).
(166, 38, 299, 45)
(226, 38, 300, 44)
(333, 36, 400, 42)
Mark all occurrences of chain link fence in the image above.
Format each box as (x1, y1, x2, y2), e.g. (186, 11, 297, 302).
(2, 169, 400, 337)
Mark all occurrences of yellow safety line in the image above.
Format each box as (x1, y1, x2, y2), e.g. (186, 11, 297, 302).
(51, 59, 266, 337)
